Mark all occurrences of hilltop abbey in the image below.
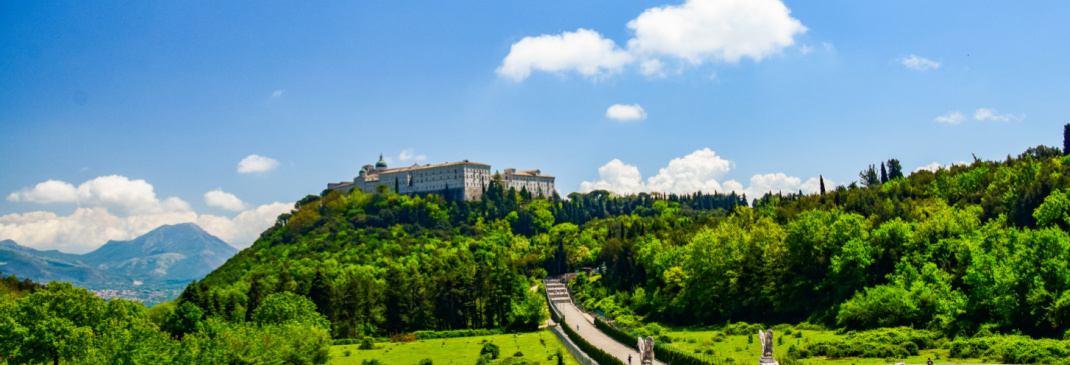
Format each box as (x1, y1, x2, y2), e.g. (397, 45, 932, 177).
(328, 155, 555, 201)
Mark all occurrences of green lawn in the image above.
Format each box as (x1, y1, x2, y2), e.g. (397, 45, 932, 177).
(660, 326, 987, 365)
(330, 330, 582, 365)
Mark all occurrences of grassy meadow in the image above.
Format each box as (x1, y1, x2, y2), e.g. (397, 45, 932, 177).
(330, 330, 582, 365)
(659, 325, 987, 365)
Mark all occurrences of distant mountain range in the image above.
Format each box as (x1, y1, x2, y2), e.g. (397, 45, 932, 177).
(0, 223, 237, 303)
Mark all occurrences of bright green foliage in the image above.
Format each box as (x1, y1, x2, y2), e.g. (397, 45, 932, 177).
(0, 282, 175, 365)
(163, 301, 204, 339)
(0, 281, 331, 364)
(252, 291, 330, 330)
(565, 147, 1070, 341)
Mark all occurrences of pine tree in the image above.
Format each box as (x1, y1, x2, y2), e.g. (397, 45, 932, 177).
(886, 159, 904, 180)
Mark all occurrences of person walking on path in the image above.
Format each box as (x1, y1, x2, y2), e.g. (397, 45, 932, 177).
(628, 354, 632, 365)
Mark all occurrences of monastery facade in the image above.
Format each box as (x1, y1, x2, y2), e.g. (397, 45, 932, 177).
(328, 155, 555, 201)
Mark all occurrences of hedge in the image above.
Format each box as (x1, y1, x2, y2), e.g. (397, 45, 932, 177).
(594, 317, 720, 365)
(560, 318, 626, 365)
(413, 329, 503, 339)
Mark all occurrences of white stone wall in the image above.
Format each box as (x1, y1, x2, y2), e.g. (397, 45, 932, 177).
(505, 176, 555, 197)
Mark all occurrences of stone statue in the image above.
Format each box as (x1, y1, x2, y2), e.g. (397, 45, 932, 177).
(757, 329, 778, 365)
(637, 336, 655, 365)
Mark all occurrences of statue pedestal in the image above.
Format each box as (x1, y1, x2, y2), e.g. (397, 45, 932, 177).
(758, 356, 779, 365)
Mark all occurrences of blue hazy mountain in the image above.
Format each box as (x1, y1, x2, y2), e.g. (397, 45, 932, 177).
(0, 223, 237, 287)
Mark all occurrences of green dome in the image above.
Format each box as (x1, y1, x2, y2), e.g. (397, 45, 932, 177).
(375, 154, 387, 168)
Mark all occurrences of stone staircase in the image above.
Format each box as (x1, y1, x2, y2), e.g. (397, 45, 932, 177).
(545, 281, 571, 304)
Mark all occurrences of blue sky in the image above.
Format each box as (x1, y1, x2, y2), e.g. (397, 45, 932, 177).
(2, 0, 1068, 252)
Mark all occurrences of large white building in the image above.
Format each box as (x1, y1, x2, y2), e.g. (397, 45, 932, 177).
(328, 155, 555, 201)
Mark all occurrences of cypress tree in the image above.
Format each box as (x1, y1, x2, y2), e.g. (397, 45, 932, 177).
(1064, 123, 1070, 155)
(880, 162, 888, 183)
(819, 175, 826, 195)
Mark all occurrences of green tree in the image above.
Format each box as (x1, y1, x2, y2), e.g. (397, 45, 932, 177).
(887, 159, 904, 179)
(860, 164, 880, 187)
(252, 291, 330, 330)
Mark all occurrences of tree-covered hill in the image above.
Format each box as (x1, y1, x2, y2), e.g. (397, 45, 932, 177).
(184, 179, 745, 339)
(179, 142, 1070, 348)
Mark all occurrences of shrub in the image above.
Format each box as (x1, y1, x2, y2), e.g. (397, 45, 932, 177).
(413, 329, 502, 340)
(809, 327, 940, 359)
(356, 336, 376, 350)
(418, 359, 433, 365)
(723, 321, 763, 336)
(390, 333, 416, 343)
(514, 351, 524, 357)
(480, 342, 500, 359)
(344, 350, 351, 357)
(361, 360, 384, 365)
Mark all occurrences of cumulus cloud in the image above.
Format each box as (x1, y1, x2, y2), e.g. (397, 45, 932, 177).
(4, 176, 293, 252)
(6, 180, 78, 204)
(204, 189, 247, 211)
(606, 104, 648, 121)
(0, 202, 290, 253)
(914, 161, 968, 173)
(626, 0, 806, 64)
(580, 148, 825, 201)
(935, 111, 965, 124)
(8, 176, 189, 215)
(496, 29, 633, 81)
(640, 59, 666, 77)
(194, 202, 293, 247)
(900, 55, 940, 71)
(399, 149, 428, 162)
(498, 0, 806, 81)
(974, 108, 1023, 122)
(237, 154, 279, 174)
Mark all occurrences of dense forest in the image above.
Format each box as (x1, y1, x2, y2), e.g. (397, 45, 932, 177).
(180, 142, 1070, 344)
(183, 175, 746, 339)
(7, 140, 1070, 363)
(571, 145, 1070, 340)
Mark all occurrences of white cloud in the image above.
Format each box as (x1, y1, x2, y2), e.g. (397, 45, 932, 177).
(606, 104, 648, 121)
(194, 202, 292, 248)
(204, 189, 247, 211)
(640, 59, 666, 77)
(627, 0, 807, 64)
(237, 154, 279, 174)
(799, 44, 813, 55)
(914, 161, 968, 173)
(645, 148, 733, 193)
(579, 159, 646, 195)
(935, 111, 965, 124)
(900, 55, 940, 71)
(580, 148, 824, 201)
(399, 149, 428, 162)
(496, 28, 633, 81)
(498, 0, 806, 81)
(271, 90, 284, 98)
(6, 180, 78, 204)
(974, 108, 1023, 122)
(3, 176, 293, 252)
(0, 201, 291, 253)
(8, 176, 189, 216)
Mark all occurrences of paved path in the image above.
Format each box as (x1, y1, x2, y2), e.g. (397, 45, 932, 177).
(546, 281, 663, 365)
